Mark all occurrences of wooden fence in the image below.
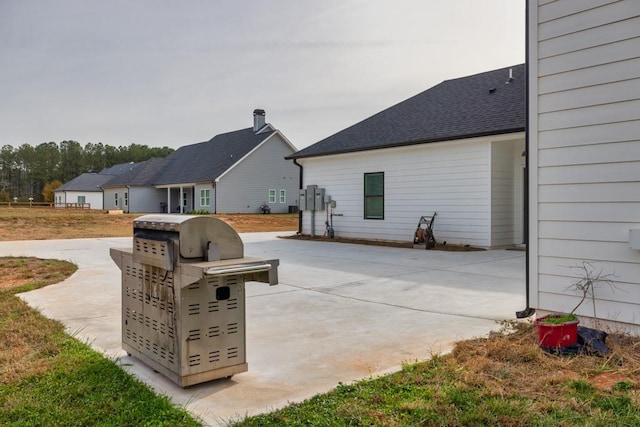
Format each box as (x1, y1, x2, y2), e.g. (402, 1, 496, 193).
(0, 202, 91, 209)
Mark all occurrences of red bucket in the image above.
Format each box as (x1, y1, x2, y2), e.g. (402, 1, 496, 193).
(534, 315, 579, 348)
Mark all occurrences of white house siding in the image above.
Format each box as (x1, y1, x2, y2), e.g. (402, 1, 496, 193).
(491, 139, 525, 246)
(54, 191, 103, 209)
(529, 0, 640, 331)
(299, 134, 524, 247)
(216, 133, 298, 214)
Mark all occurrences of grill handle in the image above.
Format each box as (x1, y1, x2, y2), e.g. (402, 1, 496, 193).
(204, 263, 271, 277)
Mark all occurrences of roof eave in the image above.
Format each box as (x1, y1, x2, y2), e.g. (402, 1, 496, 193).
(286, 127, 525, 160)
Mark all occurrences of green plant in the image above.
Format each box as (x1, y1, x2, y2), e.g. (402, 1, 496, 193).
(187, 210, 212, 215)
(540, 313, 578, 325)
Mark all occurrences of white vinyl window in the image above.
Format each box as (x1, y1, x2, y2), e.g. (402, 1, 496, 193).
(114, 193, 118, 207)
(268, 189, 276, 204)
(279, 189, 286, 203)
(124, 192, 128, 207)
(200, 189, 210, 207)
(78, 196, 85, 204)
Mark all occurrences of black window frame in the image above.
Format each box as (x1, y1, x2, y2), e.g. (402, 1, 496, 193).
(364, 172, 384, 220)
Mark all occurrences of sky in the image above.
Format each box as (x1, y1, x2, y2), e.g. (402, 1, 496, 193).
(0, 1, 525, 151)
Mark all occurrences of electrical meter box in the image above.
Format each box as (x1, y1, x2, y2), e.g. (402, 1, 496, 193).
(299, 189, 307, 211)
(305, 185, 317, 211)
(314, 188, 325, 211)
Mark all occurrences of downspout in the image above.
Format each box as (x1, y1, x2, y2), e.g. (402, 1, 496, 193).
(213, 180, 217, 214)
(516, 0, 535, 319)
(126, 185, 130, 213)
(293, 158, 303, 234)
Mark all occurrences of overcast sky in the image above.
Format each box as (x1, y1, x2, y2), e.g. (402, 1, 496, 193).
(0, 1, 524, 151)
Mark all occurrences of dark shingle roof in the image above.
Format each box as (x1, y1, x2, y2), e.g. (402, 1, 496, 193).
(153, 128, 275, 185)
(99, 162, 141, 176)
(57, 162, 142, 191)
(56, 173, 115, 192)
(289, 64, 525, 159)
(102, 158, 168, 187)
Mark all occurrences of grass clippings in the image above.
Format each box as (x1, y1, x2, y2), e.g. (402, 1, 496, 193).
(233, 322, 640, 426)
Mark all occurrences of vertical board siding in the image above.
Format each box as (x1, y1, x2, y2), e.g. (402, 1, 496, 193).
(530, 0, 640, 329)
(300, 135, 524, 247)
(217, 134, 298, 214)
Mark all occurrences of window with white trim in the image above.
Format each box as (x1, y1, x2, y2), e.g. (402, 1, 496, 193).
(268, 189, 276, 203)
(114, 193, 118, 207)
(364, 172, 384, 219)
(78, 195, 85, 204)
(200, 189, 210, 207)
(124, 192, 128, 207)
(279, 189, 286, 203)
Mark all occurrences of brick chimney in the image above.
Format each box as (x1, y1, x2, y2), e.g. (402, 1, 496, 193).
(253, 109, 266, 132)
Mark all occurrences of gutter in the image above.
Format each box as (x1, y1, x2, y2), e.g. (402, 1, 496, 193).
(285, 127, 525, 161)
(517, 0, 535, 319)
(293, 159, 303, 234)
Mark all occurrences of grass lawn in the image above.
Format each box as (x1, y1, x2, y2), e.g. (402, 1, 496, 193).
(0, 257, 201, 426)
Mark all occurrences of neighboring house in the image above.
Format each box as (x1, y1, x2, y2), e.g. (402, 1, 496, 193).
(102, 158, 167, 213)
(527, 1, 640, 333)
(288, 65, 526, 248)
(54, 162, 140, 209)
(102, 110, 299, 214)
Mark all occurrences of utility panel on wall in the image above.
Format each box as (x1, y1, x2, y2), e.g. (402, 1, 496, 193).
(299, 185, 325, 211)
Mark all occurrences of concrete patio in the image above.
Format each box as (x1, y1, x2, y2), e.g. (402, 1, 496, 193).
(0, 233, 525, 426)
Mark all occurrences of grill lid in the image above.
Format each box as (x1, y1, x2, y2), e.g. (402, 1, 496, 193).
(133, 214, 243, 261)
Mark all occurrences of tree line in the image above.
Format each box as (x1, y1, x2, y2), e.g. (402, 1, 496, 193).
(0, 141, 174, 202)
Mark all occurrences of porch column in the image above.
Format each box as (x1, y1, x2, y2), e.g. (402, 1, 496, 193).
(167, 188, 171, 214)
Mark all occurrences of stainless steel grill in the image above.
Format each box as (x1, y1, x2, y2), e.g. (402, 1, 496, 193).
(110, 214, 278, 387)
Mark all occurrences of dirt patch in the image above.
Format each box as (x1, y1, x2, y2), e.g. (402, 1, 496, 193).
(590, 371, 632, 391)
(280, 234, 484, 251)
(0, 208, 298, 241)
(0, 257, 74, 289)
